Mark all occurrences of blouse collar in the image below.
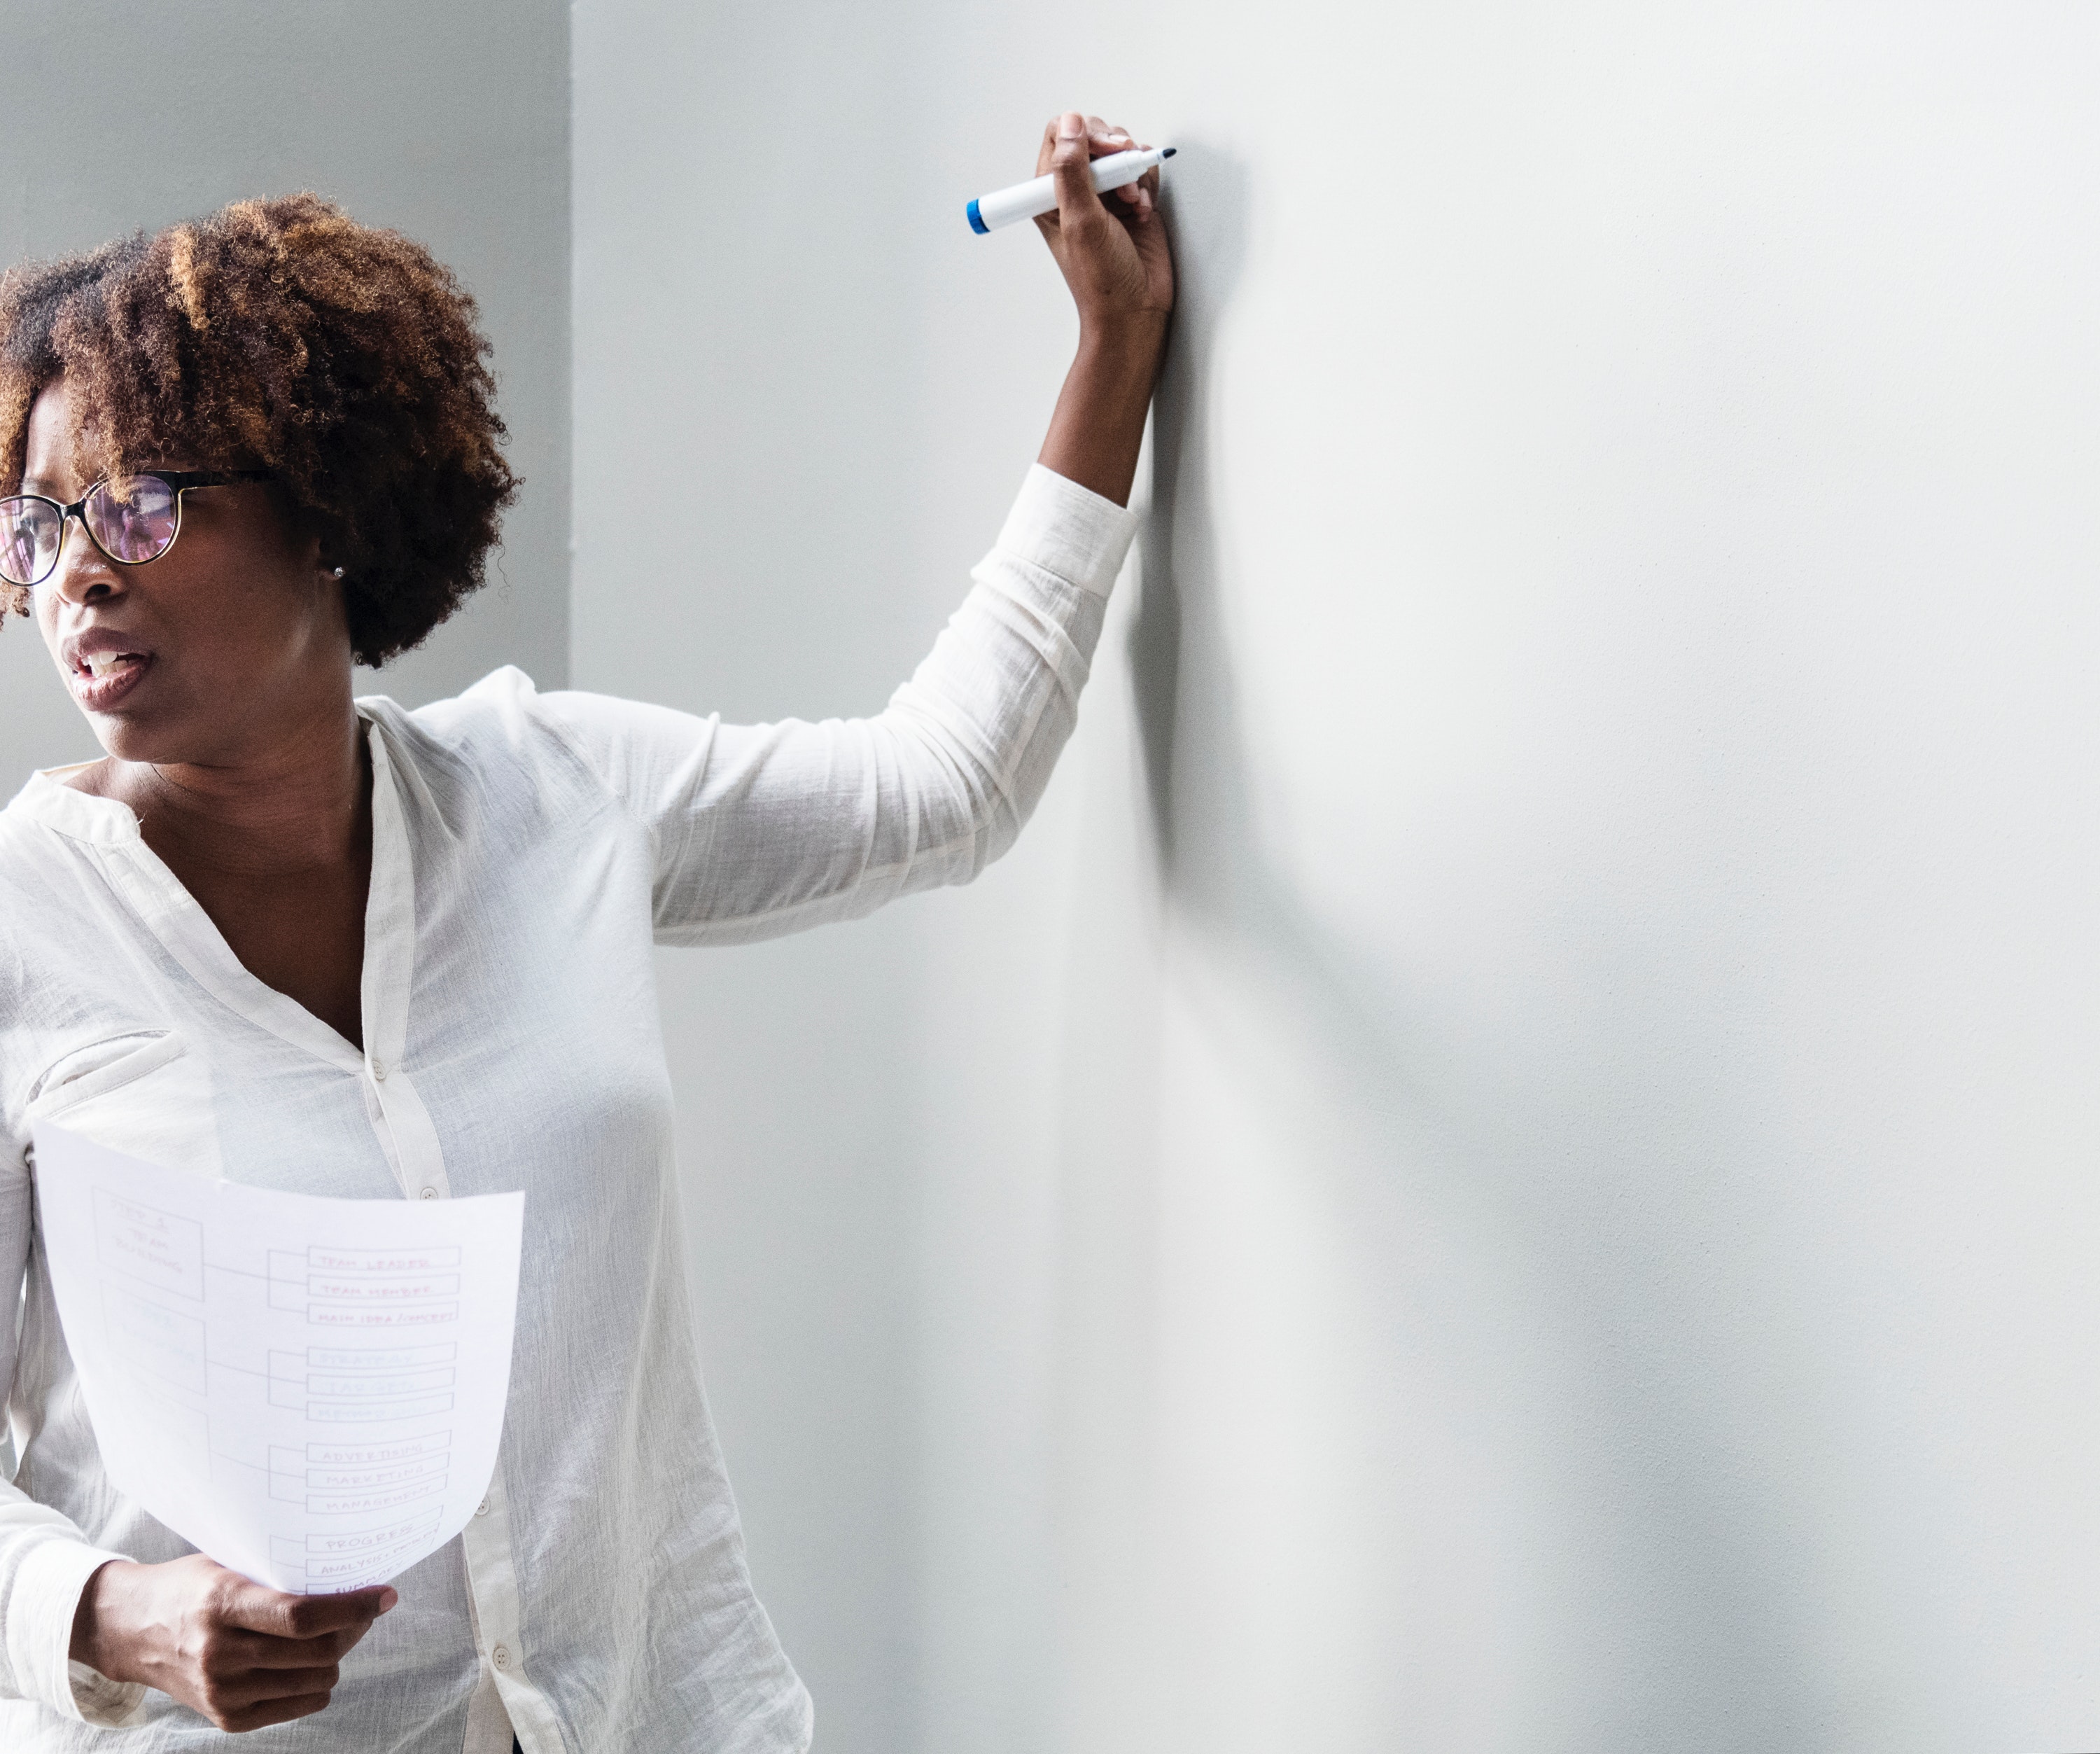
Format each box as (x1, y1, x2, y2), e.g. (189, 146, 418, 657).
(8, 707, 384, 847)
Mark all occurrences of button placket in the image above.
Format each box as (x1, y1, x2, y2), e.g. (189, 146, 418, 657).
(353, 718, 556, 1748)
(461, 1473, 558, 1743)
(366, 1068, 452, 1202)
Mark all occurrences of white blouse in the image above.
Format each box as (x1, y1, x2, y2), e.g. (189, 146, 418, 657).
(0, 466, 1136, 1753)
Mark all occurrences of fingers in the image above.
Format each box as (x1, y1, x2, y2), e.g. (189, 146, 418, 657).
(185, 1638, 343, 1731)
(1034, 113, 1157, 249)
(1035, 113, 1148, 179)
(1047, 112, 1106, 232)
(204, 1661, 342, 1709)
(209, 1678, 339, 1734)
(1116, 178, 1157, 217)
(1091, 119, 1147, 158)
(234, 1621, 374, 1667)
(190, 1573, 374, 1732)
(1082, 119, 1154, 219)
(221, 1576, 396, 1641)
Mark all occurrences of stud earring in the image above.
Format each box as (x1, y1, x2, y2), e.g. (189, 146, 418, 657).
(330, 566, 345, 579)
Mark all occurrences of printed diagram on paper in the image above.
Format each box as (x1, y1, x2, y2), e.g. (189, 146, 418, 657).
(32, 1122, 524, 1595)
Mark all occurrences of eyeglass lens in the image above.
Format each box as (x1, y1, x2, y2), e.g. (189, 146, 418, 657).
(0, 475, 181, 587)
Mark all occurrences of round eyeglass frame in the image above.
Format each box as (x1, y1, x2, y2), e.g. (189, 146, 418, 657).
(0, 470, 274, 588)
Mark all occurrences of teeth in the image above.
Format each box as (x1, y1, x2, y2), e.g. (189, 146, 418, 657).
(84, 653, 138, 679)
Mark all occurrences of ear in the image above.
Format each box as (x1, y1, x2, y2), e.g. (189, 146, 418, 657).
(306, 531, 343, 586)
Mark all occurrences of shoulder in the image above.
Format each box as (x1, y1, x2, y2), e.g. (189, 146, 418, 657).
(363, 664, 549, 753)
(358, 666, 597, 800)
(399, 666, 720, 792)
(0, 774, 115, 917)
(358, 667, 712, 828)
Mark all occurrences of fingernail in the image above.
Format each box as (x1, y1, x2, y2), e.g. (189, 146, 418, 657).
(379, 1589, 399, 1613)
(1058, 113, 1082, 139)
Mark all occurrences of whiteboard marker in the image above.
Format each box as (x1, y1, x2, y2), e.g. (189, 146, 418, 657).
(967, 146, 1175, 235)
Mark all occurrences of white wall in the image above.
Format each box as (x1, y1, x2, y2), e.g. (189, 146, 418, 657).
(0, 0, 2092, 1748)
(6, 3, 2096, 1746)
(3, 3, 2095, 1748)
(0, 0, 570, 802)
(578, 6, 2100, 1751)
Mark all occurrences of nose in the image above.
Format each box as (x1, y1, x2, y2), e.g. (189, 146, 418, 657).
(43, 508, 121, 608)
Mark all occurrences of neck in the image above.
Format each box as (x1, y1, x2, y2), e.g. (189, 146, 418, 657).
(113, 695, 372, 877)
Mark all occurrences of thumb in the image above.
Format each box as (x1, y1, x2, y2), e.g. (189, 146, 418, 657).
(1049, 111, 1103, 228)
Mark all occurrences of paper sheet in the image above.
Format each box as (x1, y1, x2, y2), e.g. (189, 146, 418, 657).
(30, 1121, 524, 1595)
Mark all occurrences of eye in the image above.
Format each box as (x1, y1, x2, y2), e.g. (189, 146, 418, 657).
(0, 497, 61, 587)
(88, 476, 181, 564)
(104, 475, 178, 519)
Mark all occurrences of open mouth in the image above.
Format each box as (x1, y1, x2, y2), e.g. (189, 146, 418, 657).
(69, 648, 154, 707)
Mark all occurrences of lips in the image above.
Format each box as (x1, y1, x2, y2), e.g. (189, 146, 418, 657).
(61, 631, 158, 713)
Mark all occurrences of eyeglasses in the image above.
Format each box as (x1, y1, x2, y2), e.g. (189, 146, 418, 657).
(0, 470, 273, 588)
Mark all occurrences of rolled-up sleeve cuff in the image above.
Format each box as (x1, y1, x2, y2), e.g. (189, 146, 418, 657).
(996, 464, 1140, 599)
(9, 1541, 146, 1726)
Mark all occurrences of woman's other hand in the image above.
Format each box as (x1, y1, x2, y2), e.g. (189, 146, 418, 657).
(1032, 112, 1175, 337)
(70, 1554, 396, 1732)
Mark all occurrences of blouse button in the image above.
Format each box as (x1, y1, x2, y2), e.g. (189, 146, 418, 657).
(492, 1644, 511, 1671)
(370, 1059, 388, 1081)
(476, 1496, 491, 1517)
(419, 1187, 438, 1201)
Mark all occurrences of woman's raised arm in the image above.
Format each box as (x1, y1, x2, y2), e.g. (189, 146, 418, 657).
(517, 113, 1173, 945)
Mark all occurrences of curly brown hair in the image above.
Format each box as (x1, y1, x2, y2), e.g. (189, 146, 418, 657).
(0, 193, 517, 667)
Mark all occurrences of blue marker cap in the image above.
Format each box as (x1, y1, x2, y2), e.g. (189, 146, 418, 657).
(967, 198, 988, 236)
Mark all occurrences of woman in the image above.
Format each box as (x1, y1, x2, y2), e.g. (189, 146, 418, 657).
(0, 111, 1170, 1750)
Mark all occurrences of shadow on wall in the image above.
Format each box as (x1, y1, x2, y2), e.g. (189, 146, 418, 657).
(1126, 144, 1824, 1748)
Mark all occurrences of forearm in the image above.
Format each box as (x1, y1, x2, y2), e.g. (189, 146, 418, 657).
(1037, 316, 1168, 508)
(603, 464, 1135, 946)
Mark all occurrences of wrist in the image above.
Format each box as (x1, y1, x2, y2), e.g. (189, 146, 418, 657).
(69, 1560, 136, 1678)
(1076, 312, 1168, 369)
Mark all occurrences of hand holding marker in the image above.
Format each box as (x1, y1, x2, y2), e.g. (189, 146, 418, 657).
(969, 144, 1175, 232)
(986, 112, 1173, 507)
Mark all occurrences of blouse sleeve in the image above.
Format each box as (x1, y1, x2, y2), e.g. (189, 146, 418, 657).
(535, 464, 1138, 945)
(0, 1136, 146, 1727)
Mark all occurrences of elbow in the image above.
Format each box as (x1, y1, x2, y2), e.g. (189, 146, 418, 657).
(941, 770, 1030, 888)
(881, 714, 1039, 891)
(874, 673, 1082, 893)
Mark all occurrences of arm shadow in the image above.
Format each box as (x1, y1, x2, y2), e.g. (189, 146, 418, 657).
(1117, 141, 1823, 1746)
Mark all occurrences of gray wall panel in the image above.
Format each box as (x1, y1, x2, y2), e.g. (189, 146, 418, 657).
(0, 0, 570, 802)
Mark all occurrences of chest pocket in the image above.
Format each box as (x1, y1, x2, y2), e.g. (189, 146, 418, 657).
(26, 1030, 223, 1180)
